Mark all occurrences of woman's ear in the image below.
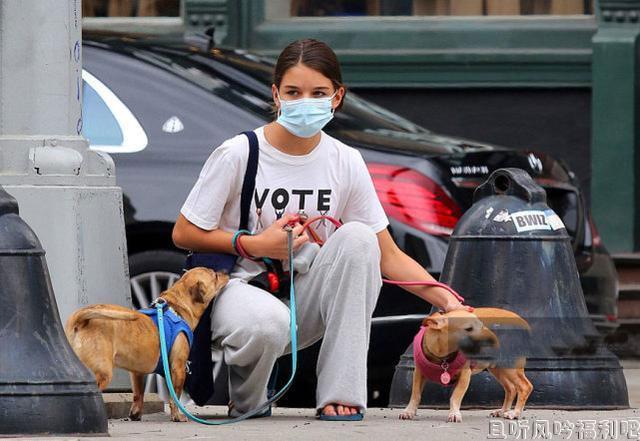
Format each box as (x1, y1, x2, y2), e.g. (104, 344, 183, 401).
(272, 84, 280, 107)
(332, 86, 345, 110)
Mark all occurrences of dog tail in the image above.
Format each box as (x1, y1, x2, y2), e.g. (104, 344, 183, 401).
(472, 307, 531, 331)
(65, 306, 139, 337)
(65, 306, 140, 342)
(75, 307, 139, 323)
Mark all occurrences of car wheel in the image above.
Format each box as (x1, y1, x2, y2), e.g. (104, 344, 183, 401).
(128, 250, 185, 401)
(129, 250, 185, 308)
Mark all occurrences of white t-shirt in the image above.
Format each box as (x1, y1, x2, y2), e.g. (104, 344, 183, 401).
(180, 126, 389, 282)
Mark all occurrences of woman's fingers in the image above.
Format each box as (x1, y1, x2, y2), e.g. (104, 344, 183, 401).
(275, 213, 296, 227)
(291, 223, 305, 236)
(257, 214, 311, 259)
(292, 234, 309, 250)
(444, 302, 474, 313)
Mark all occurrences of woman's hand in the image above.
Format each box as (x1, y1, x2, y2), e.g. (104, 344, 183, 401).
(242, 213, 309, 260)
(421, 286, 473, 313)
(439, 291, 474, 313)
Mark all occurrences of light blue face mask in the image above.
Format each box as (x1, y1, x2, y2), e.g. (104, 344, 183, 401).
(276, 92, 336, 138)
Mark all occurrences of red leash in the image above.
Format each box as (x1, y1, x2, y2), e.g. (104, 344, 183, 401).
(296, 215, 467, 304)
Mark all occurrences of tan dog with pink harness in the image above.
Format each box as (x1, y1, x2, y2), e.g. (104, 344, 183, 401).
(400, 308, 533, 423)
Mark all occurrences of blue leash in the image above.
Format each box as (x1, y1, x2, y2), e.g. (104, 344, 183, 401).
(155, 229, 298, 424)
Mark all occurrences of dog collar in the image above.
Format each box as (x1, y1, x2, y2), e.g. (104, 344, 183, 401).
(413, 326, 467, 387)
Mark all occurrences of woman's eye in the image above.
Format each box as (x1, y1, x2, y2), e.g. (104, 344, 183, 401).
(314, 91, 327, 97)
(286, 91, 298, 96)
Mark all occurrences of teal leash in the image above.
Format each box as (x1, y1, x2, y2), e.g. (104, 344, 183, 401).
(155, 228, 298, 424)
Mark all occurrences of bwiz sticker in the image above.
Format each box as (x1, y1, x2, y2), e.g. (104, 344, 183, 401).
(510, 210, 552, 232)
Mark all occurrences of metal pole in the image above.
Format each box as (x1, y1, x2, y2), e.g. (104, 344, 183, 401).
(0, 0, 116, 434)
(0, 0, 131, 389)
(0, 0, 131, 342)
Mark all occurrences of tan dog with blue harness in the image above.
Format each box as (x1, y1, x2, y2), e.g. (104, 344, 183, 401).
(65, 267, 228, 422)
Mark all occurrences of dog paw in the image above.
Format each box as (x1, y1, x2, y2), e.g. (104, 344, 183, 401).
(171, 413, 188, 423)
(504, 410, 520, 420)
(128, 411, 142, 421)
(399, 410, 416, 420)
(447, 411, 462, 423)
(489, 409, 504, 418)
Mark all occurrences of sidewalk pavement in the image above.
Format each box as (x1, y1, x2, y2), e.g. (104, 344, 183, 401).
(10, 361, 640, 441)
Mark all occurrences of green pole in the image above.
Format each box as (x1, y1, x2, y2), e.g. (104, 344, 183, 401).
(592, 0, 640, 253)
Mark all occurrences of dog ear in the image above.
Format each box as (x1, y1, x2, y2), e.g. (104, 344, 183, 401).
(191, 280, 205, 304)
(422, 311, 443, 327)
(472, 307, 530, 331)
(423, 314, 447, 330)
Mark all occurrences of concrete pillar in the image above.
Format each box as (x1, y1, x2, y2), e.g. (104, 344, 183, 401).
(591, 0, 640, 252)
(0, 0, 131, 326)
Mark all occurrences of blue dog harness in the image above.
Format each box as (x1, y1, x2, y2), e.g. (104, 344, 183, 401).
(139, 304, 194, 376)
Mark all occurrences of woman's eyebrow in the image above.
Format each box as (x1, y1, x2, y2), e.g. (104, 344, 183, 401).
(282, 84, 300, 90)
(313, 86, 331, 91)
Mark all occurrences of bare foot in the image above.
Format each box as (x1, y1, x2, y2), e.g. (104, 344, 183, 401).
(321, 403, 359, 417)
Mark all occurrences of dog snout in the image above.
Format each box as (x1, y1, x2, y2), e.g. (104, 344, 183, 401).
(459, 336, 480, 354)
(461, 328, 499, 354)
(478, 327, 499, 348)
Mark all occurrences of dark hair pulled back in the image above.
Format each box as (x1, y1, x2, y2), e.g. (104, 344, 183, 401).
(274, 38, 346, 111)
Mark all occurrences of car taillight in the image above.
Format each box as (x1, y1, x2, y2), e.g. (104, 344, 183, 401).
(588, 217, 602, 247)
(367, 163, 462, 236)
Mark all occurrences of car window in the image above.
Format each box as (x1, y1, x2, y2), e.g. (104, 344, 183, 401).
(114, 41, 432, 139)
(82, 70, 148, 153)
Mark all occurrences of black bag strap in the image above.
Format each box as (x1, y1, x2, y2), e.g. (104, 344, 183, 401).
(183, 130, 260, 407)
(239, 131, 259, 231)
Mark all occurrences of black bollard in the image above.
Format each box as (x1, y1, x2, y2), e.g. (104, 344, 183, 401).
(389, 168, 629, 409)
(0, 187, 107, 435)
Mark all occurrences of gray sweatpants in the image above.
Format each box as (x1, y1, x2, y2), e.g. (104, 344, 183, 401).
(210, 222, 382, 415)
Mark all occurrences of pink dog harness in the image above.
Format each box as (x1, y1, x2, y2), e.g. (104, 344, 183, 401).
(413, 326, 468, 387)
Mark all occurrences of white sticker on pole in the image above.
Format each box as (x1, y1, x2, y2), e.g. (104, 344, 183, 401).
(510, 210, 552, 232)
(493, 209, 511, 223)
(544, 209, 566, 231)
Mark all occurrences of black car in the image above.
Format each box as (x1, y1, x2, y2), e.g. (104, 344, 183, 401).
(81, 32, 618, 407)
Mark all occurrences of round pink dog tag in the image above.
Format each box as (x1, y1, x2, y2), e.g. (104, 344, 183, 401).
(440, 371, 451, 385)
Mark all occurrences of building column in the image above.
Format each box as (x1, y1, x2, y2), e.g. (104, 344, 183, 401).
(591, 0, 640, 253)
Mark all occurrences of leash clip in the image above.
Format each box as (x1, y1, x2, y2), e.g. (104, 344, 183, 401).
(151, 298, 167, 308)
